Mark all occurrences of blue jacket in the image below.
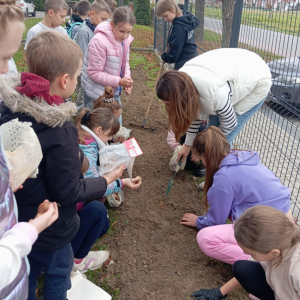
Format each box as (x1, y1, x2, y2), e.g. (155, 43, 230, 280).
(196, 151, 291, 230)
(161, 10, 199, 70)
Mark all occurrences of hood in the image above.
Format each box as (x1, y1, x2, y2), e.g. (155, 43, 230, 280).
(72, 14, 84, 23)
(0, 73, 77, 128)
(81, 125, 106, 150)
(220, 150, 259, 168)
(94, 21, 134, 44)
(172, 10, 200, 31)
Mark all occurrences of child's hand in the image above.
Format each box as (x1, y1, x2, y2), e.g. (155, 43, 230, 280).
(119, 78, 133, 88)
(103, 164, 126, 185)
(123, 176, 142, 190)
(114, 136, 125, 143)
(180, 213, 198, 227)
(190, 287, 227, 300)
(29, 202, 59, 234)
(124, 86, 132, 95)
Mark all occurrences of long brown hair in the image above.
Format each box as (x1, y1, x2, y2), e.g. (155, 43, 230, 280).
(192, 126, 230, 206)
(156, 70, 200, 141)
(235, 206, 300, 266)
(74, 108, 120, 144)
(93, 86, 122, 113)
(0, 0, 24, 36)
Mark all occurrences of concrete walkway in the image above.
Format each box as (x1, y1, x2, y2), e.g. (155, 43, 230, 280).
(204, 16, 300, 57)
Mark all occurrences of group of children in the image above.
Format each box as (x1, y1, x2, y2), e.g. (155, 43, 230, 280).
(0, 0, 300, 299)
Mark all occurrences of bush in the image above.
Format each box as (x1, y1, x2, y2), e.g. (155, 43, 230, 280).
(133, 0, 151, 25)
(32, 0, 44, 11)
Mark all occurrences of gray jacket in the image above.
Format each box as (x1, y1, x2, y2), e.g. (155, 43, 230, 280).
(75, 22, 94, 56)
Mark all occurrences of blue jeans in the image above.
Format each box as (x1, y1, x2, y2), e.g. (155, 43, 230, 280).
(27, 243, 73, 300)
(71, 201, 110, 259)
(114, 95, 122, 126)
(208, 98, 266, 148)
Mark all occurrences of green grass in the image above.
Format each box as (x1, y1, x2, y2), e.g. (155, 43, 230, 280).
(23, 18, 43, 40)
(202, 7, 300, 36)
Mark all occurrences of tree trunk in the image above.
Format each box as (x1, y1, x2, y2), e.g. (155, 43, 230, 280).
(222, 0, 236, 48)
(195, 0, 205, 43)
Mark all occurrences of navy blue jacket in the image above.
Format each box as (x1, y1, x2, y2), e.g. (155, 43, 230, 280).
(161, 10, 199, 70)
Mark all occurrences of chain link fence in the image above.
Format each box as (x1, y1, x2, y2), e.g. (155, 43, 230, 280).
(153, 0, 300, 223)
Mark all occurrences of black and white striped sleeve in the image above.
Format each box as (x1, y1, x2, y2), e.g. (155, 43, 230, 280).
(215, 81, 237, 136)
(185, 119, 203, 146)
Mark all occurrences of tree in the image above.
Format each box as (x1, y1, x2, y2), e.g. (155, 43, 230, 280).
(194, 0, 205, 43)
(133, 0, 151, 25)
(222, 0, 236, 47)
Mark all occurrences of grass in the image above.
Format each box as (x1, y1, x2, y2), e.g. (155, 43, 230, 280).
(23, 17, 42, 40)
(202, 7, 300, 36)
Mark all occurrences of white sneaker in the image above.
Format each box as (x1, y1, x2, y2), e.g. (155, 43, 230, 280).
(72, 251, 109, 273)
(199, 182, 205, 190)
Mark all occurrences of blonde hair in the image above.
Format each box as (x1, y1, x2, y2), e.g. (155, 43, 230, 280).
(192, 127, 230, 206)
(0, 0, 24, 36)
(112, 6, 135, 26)
(74, 108, 120, 144)
(235, 206, 300, 265)
(44, 0, 68, 13)
(26, 31, 83, 83)
(156, 0, 181, 17)
(94, 86, 122, 113)
(100, 0, 116, 12)
(90, 0, 111, 15)
(156, 70, 200, 141)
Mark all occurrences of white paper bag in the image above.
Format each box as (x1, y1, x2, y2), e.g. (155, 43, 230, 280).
(0, 119, 43, 191)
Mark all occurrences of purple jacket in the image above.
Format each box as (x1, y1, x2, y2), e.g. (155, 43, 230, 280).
(196, 150, 291, 230)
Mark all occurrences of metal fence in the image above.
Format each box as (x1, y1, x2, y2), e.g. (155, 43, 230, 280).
(153, 0, 300, 223)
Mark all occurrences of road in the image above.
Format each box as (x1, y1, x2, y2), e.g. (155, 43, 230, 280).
(204, 16, 300, 58)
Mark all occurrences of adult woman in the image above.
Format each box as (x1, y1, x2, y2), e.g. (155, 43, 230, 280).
(180, 127, 294, 265)
(156, 48, 272, 162)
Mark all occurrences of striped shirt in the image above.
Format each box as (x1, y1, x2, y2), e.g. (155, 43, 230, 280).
(185, 81, 237, 146)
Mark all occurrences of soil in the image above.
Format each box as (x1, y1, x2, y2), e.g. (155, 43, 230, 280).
(96, 58, 249, 300)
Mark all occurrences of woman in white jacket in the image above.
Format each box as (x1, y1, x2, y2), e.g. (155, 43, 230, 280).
(156, 48, 272, 162)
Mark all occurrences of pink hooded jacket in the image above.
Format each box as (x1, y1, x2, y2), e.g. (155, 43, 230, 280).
(81, 21, 134, 100)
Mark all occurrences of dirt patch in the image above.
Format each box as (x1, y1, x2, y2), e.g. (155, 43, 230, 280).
(95, 54, 249, 300)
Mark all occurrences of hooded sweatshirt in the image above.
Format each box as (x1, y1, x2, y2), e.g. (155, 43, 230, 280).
(161, 10, 199, 70)
(196, 150, 291, 230)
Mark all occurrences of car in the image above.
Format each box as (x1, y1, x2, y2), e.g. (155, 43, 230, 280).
(17, 0, 36, 17)
(267, 56, 300, 109)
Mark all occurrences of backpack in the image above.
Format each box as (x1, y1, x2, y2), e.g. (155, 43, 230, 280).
(65, 22, 82, 39)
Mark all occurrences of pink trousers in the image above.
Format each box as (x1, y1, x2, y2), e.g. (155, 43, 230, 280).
(197, 224, 251, 265)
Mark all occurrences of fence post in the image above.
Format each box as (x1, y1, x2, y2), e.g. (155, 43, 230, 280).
(154, 0, 159, 51)
(163, 20, 167, 52)
(184, 0, 189, 11)
(229, 0, 243, 48)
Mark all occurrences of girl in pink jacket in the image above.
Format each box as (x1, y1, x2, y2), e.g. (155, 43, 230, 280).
(81, 6, 135, 125)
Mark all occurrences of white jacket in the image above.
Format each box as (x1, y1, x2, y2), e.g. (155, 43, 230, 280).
(179, 48, 272, 116)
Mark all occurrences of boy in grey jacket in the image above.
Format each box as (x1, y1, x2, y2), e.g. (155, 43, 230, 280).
(75, 0, 111, 108)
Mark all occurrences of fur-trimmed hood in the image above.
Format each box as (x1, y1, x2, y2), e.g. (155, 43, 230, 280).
(0, 73, 77, 128)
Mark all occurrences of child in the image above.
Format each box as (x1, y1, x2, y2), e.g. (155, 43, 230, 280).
(23, 0, 68, 63)
(0, 2, 58, 297)
(75, 0, 111, 108)
(156, 0, 199, 70)
(74, 107, 142, 200)
(81, 6, 135, 125)
(191, 206, 300, 300)
(71, 149, 110, 273)
(65, 2, 78, 30)
(180, 127, 294, 265)
(0, 31, 124, 300)
(68, 0, 90, 39)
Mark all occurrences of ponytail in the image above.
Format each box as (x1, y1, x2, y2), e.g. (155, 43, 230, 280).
(192, 126, 230, 206)
(93, 86, 122, 113)
(0, 0, 24, 36)
(74, 107, 120, 144)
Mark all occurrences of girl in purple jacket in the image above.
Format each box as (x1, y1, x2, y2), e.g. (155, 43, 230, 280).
(180, 126, 294, 265)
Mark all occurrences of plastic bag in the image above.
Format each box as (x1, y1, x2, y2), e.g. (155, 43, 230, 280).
(169, 145, 187, 172)
(0, 119, 43, 191)
(99, 144, 135, 179)
(106, 190, 124, 207)
(113, 126, 131, 140)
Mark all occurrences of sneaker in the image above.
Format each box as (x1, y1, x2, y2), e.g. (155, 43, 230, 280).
(249, 294, 260, 300)
(72, 251, 109, 274)
(71, 270, 87, 279)
(198, 182, 205, 190)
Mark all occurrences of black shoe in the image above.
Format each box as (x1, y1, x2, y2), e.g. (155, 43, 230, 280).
(194, 164, 206, 178)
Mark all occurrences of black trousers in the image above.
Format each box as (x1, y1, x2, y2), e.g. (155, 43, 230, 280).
(233, 260, 275, 300)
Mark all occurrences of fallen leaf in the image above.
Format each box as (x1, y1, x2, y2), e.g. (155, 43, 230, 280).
(158, 201, 164, 208)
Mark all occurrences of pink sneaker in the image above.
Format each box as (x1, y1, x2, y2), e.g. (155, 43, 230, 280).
(72, 251, 109, 273)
